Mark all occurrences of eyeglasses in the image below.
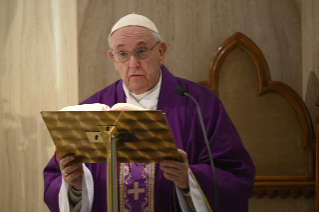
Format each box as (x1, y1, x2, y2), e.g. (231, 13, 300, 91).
(112, 41, 160, 63)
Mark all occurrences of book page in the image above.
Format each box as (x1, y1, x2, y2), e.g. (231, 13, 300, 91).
(59, 103, 110, 111)
(110, 103, 147, 111)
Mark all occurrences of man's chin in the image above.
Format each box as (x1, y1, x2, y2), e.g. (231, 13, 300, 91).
(129, 85, 150, 95)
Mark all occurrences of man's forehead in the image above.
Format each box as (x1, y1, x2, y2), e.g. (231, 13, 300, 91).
(111, 26, 154, 48)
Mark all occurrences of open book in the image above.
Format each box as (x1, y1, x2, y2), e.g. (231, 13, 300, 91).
(59, 103, 147, 111)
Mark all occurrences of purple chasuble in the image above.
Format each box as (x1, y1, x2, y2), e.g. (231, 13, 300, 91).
(43, 65, 255, 212)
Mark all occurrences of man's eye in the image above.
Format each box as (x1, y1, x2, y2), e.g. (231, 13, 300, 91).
(135, 48, 147, 54)
(118, 52, 128, 57)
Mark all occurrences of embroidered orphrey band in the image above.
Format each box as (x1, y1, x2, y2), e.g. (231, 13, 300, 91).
(119, 163, 155, 212)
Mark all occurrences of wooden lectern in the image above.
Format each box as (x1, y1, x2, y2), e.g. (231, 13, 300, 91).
(41, 110, 182, 212)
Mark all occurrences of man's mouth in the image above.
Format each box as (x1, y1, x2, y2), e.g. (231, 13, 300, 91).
(130, 74, 144, 78)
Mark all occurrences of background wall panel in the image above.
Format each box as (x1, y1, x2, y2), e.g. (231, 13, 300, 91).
(192, 0, 302, 95)
(302, 0, 319, 129)
(78, 0, 302, 101)
(0, 0, 78, 211)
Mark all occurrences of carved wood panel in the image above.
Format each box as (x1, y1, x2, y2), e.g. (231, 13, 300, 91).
(198, 32, 316, 198)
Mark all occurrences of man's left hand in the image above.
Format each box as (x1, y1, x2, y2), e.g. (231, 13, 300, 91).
(160, 149, 189, 189)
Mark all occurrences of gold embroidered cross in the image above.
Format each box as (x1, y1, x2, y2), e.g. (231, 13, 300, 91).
(128, 182, 145, 200)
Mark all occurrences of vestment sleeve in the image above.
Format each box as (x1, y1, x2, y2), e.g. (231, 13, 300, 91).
(188, 99, 255, 212)
(43, 156, 62, 212)
(43, 156, 94, 212)
(175, 170, 210, 212)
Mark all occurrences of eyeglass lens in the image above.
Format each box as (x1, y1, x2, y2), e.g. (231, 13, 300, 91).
(115, 47, 151, 63)
(113, 41, 160, 63)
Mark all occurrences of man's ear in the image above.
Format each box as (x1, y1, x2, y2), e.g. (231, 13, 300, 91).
(158, 42, 167, 65)
(108, 50, 119, 72)
(108, 50, 114, 60)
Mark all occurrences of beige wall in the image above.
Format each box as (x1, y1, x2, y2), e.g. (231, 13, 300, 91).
(0, 0, 78, 211)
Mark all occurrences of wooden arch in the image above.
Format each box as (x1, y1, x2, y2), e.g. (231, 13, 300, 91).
(198, 32, 316, 197)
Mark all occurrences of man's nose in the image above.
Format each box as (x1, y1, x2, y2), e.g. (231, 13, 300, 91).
(128, 53, 140, 68)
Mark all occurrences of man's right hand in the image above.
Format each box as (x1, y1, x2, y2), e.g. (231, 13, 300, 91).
(56, 151, 84, 191)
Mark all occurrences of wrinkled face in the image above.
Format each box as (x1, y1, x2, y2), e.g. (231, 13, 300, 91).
(108, 26, 167, 95)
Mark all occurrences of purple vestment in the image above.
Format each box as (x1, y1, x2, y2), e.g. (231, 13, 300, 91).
(44, 65, 255, 211)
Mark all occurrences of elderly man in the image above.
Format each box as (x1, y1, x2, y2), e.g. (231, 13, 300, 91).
(44, 14, 255, 212)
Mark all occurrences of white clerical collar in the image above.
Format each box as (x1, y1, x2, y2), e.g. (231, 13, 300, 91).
(122, 70, 162, 110)
(123, 69, 162, 103)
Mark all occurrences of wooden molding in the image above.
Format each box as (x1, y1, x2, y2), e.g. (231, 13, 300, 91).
(199, 32, 316, 197)
(316, 116, 319, 210)
(253, 186, 315, 198)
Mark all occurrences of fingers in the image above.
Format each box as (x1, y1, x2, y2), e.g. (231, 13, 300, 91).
(160, 149, 188, 169)
(59, 156, 84, 191)
(160, 161, 188, 176)
(163, 172, 189, 189)
(163, 171, 179, 182)
(63, 166, 84, 191)
(64, 167, 84, 181)
(160, 149, 189, 189)
(160, 160, 184, 169)
(56, 153, 83, 190)
(178, 149, 188, 163)
(63, 162, 82, 175)
(160, 166, 183, 177)
(59, 155, 75, 171)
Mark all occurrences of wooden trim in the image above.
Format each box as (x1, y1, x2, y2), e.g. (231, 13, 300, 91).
(316, 114, 319, 211)
(253, 186, 315, 198)
(199, 32, 316, 196)
(254, 181, 315, 187)
(256, 176, 313, 181)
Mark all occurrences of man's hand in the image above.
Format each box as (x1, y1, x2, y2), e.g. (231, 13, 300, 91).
(159, 149, 189, 189)
(56, 151, 84, 191)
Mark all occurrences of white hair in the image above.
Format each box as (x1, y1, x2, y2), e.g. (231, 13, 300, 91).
(108, 30, 163, 49)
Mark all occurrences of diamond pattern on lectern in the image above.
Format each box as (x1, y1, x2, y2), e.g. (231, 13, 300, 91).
(41, 111, 181, 163)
